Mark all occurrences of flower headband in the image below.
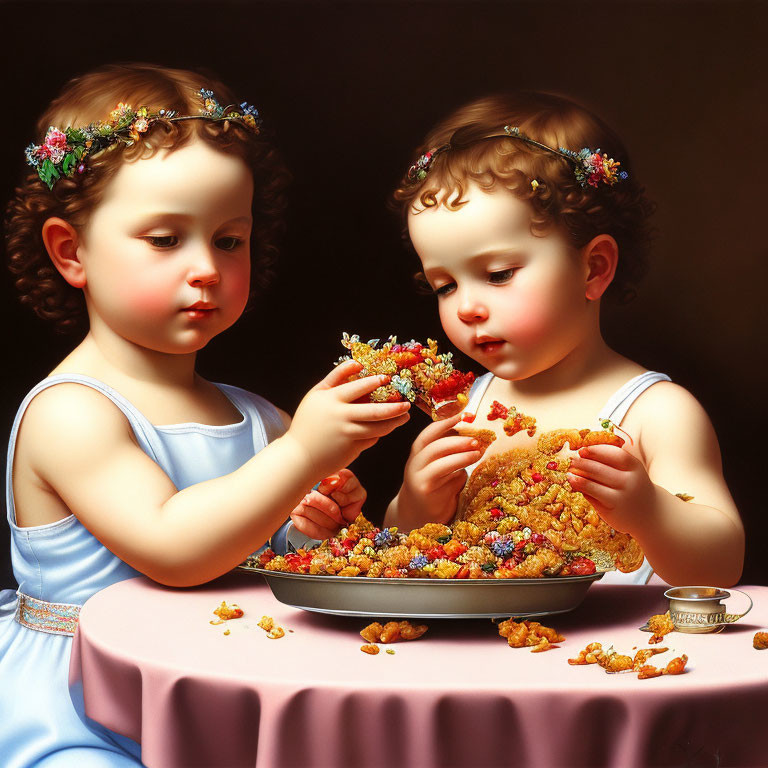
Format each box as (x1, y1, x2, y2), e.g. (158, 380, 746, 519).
(25, 88, 262, 190)
(406, 125, 628, 189)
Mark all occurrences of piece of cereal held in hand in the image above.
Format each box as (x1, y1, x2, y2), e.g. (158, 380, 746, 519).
(338, 333, 475, 420)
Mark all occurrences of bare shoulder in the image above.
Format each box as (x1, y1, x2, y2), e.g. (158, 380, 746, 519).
(624, 381, 714, 436)
(623, 380, 724, 471)
(18, 383, 135, 472)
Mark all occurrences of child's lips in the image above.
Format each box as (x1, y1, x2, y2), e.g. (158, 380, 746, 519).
(476, 338, 505, 354)
(181, 302, 217, 319)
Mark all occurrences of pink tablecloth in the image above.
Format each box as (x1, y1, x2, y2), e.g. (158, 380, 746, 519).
(70, 574, 767, 768)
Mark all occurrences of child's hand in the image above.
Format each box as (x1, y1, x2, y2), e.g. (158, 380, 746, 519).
(567, 445, 656, 534)
(394, 413, 484, 527)
(289, 469, 368, 539)
(285, 361, 411, 479)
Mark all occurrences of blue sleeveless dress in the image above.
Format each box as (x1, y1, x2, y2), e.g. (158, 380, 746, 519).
(0, 374, 287, 767)
(462, 370, 672, 585)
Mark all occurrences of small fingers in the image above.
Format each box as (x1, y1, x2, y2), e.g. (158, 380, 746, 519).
(347, 411, 411, 438)
(314, 360, 363, 390)
(566, 473, 618, 511)
(424, 450, 482, 483)
(300, 491, 345, 526)
(336, 374, 397, 402)
(569, 456, 625, 490)
(412, 413, 463, 453)
(577, 444, 633, 469)
(290, 512, 338, 541)
(418, 435, 485, 465)
(347, 399, 412, 422)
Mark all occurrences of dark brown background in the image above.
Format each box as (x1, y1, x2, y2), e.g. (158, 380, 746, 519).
(1, 1, 766, 588)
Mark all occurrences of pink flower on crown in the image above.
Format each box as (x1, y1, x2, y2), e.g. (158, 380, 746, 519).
(44, 127, 69, 151)
(48, 146, 65, 165)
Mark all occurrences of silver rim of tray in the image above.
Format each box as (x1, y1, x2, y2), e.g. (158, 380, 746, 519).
(238, 565, 604, 619)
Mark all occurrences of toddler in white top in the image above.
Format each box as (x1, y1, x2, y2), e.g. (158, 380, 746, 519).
(384, 91, 743, 588)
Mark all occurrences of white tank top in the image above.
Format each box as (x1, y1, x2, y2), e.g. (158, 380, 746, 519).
(461, 370, 672, 584)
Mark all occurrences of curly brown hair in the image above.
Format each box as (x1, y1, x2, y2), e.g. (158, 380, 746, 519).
(392, 91, 655, 303)
(4, 62, 291, 333)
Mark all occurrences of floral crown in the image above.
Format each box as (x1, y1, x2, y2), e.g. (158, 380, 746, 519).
(406, 125, 628, 189)
(25, 88, 262, 190)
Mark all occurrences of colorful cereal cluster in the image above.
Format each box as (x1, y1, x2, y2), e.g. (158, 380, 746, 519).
(457, 426, 644, 575)
(339, 333, 475, 419)
(248, 406, 642, 578)
(253, 509, 597, 580)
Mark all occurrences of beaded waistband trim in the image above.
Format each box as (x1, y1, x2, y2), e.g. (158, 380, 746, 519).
(15, 592, 81, 636)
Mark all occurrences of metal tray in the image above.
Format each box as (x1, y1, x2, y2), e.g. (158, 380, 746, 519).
(238, 565, 604, 619)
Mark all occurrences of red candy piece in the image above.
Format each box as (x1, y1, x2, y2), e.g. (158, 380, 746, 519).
(546, 461, 558, 470)
(460, 412, 476, 423)
(569, 556, 596, 576)
(393, 351, 423, 369)
(426, 545, 446, 562)
(531, 472, 543, 483)
(487, 400, 509, 421)
(430, 370, 475, 402)
(490, 508, 503, 520)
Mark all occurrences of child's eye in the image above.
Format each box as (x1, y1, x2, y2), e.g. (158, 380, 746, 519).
(433, 282, 456, 297)
(488, 268, 516, 284)
(216, 236, 244, 251)
(145, 235, 178, 248)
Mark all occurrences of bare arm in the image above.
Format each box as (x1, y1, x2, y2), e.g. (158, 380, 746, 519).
(22, 366, 409, 586)
(569, 383, 744, 586)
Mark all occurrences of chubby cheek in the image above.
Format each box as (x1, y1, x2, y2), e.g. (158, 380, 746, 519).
(497, 294, 560, 345)
(120, 280, 177, 317)
(221, 261, 251, 315)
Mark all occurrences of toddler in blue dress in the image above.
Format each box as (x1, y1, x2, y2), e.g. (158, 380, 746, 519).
(0, 63, 410, 766)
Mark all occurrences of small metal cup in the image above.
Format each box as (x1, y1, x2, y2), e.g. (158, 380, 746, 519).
(664, 586, 753, 633)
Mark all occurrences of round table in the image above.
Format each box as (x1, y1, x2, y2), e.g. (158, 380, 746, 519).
(70, 574, 767, 768)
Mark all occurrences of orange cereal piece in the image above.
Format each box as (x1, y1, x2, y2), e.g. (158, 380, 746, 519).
(360, 622, 383, 643)
(360, 644, 380, 655)
(568, 641, 605, 665)
(257, 616, 274, 632)
(753, 632, 768, 650)
(498, 618, 563, 651)
(360, 620, 428, 643)
(647, 611, 675, 644)
(213, 601, 244, 621)
(266, 626, 285, 639)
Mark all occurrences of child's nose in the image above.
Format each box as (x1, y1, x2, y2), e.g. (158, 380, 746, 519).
(456, 292, 488, 322)
(187, 249, 220, 287)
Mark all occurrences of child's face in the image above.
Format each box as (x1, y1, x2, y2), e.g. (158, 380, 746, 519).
(409, 182, 591, 381)
(77, 137, 253, 355)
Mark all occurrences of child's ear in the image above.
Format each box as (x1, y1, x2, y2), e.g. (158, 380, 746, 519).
(581, 234, 618, 301)
(42, 217, 86, 288)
